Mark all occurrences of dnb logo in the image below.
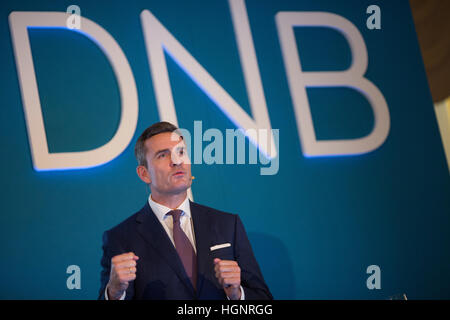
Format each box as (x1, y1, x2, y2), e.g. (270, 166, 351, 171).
(8, 0, 390, 172)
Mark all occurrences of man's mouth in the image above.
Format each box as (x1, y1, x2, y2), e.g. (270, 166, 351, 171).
(172, 171, 186, 177)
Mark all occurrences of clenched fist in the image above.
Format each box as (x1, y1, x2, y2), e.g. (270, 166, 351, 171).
(214, 258, 241, 300)
(107, 252, 139, 300)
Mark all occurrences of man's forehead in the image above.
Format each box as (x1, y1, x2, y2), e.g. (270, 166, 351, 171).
(145, 132, 184, 153)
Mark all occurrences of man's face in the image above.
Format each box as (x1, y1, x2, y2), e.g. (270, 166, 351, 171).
(142, 132, 192, 196)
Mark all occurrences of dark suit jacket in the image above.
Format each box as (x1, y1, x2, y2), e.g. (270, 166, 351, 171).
(98, 201, 273, 300)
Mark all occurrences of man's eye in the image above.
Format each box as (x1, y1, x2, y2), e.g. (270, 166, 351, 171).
(158, 153, 166, 158)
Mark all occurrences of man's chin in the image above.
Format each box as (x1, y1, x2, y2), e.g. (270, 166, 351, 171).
(168, 181, 192, 195)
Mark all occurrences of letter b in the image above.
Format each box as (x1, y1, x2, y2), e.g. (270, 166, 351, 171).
(276, 12, 390, 157)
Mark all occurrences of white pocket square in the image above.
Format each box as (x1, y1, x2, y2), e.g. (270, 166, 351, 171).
(210, 243, 231, 251)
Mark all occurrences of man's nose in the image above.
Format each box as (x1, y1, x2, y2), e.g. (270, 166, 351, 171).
(170, 153, 183, 166)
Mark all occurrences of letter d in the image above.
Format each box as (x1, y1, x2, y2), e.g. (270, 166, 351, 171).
(9, 12, 138, 171)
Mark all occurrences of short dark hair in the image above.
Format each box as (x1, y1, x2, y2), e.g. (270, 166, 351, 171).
(134, 121, 179, 167)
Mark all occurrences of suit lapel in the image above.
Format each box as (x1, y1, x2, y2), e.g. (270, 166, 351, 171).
(135, 202, 195, 296)
(190, 201, 215, 295)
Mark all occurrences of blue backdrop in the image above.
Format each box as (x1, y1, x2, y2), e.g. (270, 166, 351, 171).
(0, 0, 449, 299)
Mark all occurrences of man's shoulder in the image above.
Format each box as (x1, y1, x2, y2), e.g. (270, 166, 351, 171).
(190, 201, 237, 221)
(104, 203, 147, 236)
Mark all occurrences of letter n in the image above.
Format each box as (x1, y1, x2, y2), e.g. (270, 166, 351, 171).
(140, 0, 277, 159)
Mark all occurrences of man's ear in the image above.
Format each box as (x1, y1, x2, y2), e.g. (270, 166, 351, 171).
(136, 165, 151, 184)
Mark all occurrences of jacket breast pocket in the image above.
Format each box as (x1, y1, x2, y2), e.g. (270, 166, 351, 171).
(210, 245, 235, 260)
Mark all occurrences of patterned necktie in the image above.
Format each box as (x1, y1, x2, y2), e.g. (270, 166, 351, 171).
(167, 209, 197, 290)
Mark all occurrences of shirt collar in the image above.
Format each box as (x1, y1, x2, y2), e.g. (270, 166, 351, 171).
(148, 194, 191, 221)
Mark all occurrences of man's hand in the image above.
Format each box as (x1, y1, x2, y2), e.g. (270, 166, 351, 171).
(214, 258, 241, 300)
(107, 252, 139, 300)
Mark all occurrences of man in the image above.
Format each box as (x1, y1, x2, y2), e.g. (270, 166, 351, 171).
(99, 121, 272, 300)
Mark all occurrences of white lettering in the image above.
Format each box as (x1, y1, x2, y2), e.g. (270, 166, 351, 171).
(8, 11, 138, 171)
(276, 12, 390, 157)
(140, 0, 277, 160)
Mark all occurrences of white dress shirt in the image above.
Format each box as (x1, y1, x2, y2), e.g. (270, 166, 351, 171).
(105, 194, 244, 300)
(148, 194, 196, 252)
